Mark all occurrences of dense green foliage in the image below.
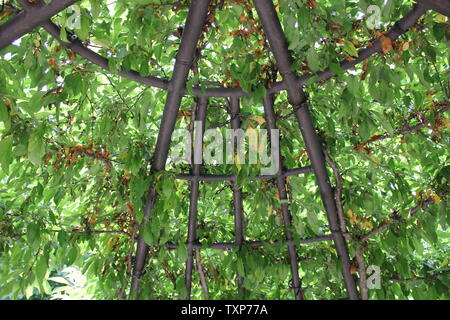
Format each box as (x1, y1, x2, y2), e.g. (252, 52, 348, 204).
(0, 0, 449, 300)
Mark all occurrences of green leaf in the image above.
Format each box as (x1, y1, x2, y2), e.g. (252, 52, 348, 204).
(237, 257, 245, 276)
(35, 256, 48, 283)
(60, 27, 68, 42)
(0, 136, 13, 172)
(344, 40, 359, 58)
(307, 47, 320, 72)
(382, 0, 395, 21)
(176, 276, 186, 298)
(28, 129, 45, 166)
(24, 92, 44, 115)
(27, 223, 40, 247)
(374, 111, 395, 136)
(53, 189, 66, 206)
(76, 10, 91, 41)
(67, 246, 79, 265)
(306, 210, 320, 235)
(142, 223, 154, 245)
(0, 103, 11, 130)
(177, 242, 188, 261)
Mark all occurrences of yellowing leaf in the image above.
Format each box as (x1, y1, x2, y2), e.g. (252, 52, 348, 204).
(362, 220, 373, 230)
(368, 154, 380, 166)
(307, 0, 317, 9)
(250, 115, 266, 125)
(402, 41, 410, 51)
(380, 36, 393, 54)
(347, 209, 359, 226)
(258, 137, 267, 154)
(436, 13, 447, 23)
(431, 194, 441, 204)
(235, 154, 242, 171)
(106, 238, 114, 252)
(350, 264, 357, 275)
(415, 191, 422, 200)
(92, 38, 111, 49)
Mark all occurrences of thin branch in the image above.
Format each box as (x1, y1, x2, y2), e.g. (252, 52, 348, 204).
(119, 221, 138, 300)
(420, 36, 448, 98)
(324, 148, 369, 299)
(41, 21, 169, 90)
(355, 245, 368, 300)
(360, 191, 449, 243)
(0, 0, 80, 50)
(4, 228, 131, 239)
(102, 72, 130, 107)
(416, 0, 450, 17)
(0, 7, 19, 14)
(359, 221, 391, 243)
(359, 103, 450, 146)
(297, 2, 429, 86)
(45, 19, 287, 97)
(323, 150, 348, 234)
(408, 191, 449, 218)
(390, 269, 450, 283)
(89, 229, 131, 237)
(163, 235, 333, 250)
(195, 249, 209, 299)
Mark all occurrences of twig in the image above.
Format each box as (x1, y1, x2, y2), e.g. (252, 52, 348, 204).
(119, 221, 138, 300)
(3, 228, 131, 239)
(355, 245, 368, 300)
(359, 103, 450, 146)
(323, 149, 348, 234)
(359, 221, 391, 243)
(195, 249, 209, 299)
(102, 72, 130, 107)
(390, 269, 450, 283)
(323, 148, 368, 299)
(360, 190, 449, 243)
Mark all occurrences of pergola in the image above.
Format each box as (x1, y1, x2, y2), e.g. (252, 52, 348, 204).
(1, 0, 448, 300)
